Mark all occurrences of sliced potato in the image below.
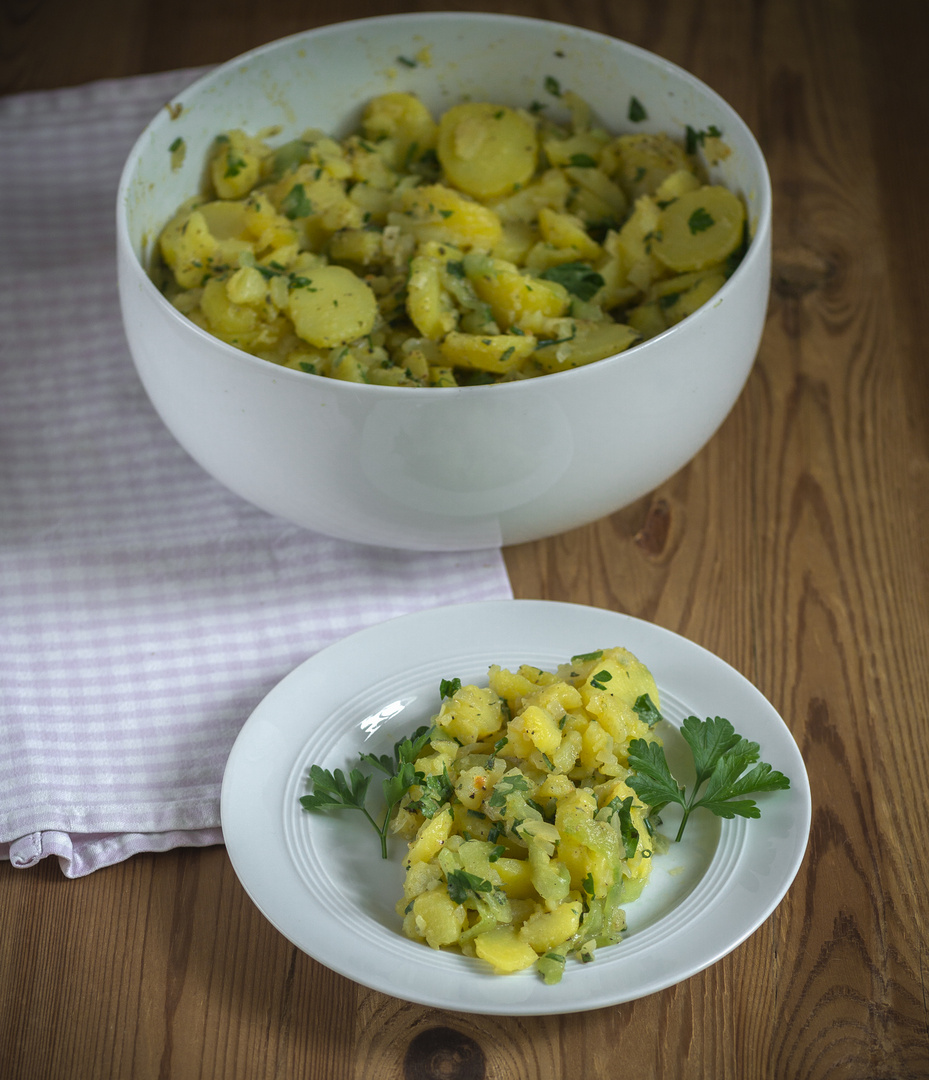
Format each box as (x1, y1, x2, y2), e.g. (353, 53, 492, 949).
(438, 103, 538, 200)
(653, 186, 745, 272)
(287, 264, 378, 348)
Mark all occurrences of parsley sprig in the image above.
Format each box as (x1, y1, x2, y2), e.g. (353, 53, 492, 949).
(300, 724, 434, 858)
(627, 715, 791, 842)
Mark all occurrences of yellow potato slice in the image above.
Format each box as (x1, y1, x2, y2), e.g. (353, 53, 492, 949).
(397, 183, 503, 251)
(438, 103, 538, 200)
(286, 264, 378, 348)
(439, 331, 537, 374)
(474, 926, 539, 973)
(653, 186, 745, 272)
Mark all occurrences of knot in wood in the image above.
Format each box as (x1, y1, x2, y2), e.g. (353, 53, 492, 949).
(403, 1026, 486, 1080)
(634, 498, 671, 557)
(771, 245, 835, 299)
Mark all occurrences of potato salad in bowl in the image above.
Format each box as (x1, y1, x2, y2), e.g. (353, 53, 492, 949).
(155, 88, 748, 387)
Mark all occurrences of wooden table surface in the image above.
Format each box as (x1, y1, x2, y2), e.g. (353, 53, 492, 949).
(2, 1, 928, 1078)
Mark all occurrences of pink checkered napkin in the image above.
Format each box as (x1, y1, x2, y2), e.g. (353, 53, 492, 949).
(0, 71, 513, 878)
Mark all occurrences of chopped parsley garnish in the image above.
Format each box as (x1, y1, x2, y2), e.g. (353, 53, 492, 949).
(627, 716, 791, 842)
(446, 869, 495, 903)
(628, 96, 647, 122)
(536, 326, 577, 349)
(223, 154, 247, 179)
(633, 693, 663, 728)
(539, 262, 604, 302)
(606, 795, 641, 858)
(407, 766, 454, 818)
(487, 773, 530, 809)
(685, 123, 723, 155)
(168, 136, 184, 153)
(688, 207, 715, 234)
(544, 75, 562, 97)
(568, 153, 598, 168)
(440, 677, 462, 699)
(589, 670, 612, 691)
(281, 182, 313, 220)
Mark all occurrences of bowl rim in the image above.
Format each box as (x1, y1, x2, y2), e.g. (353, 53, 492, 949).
(116, 11, 773, 398)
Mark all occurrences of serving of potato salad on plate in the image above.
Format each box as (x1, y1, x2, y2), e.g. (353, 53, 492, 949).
(390, 648, 663, 983)
(156, 82, 748, 386)
(300, 645, 791, 984)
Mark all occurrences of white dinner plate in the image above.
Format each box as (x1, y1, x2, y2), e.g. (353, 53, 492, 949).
(220, 600, 811, 1015)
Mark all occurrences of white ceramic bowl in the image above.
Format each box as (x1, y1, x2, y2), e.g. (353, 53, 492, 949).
(117, 13, 771, 551)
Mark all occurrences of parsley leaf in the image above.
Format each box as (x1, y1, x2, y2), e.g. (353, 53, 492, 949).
(633, 693, 663, 728)
(407, 765, 454, 818)
(607, 794, 641, 859)
(688, 207, 715, 234)
(302, 724, 434, 858)
(685, 123, 724, 155)
(539, 262, 604, 302)
(590, 669, 613, 691)
(223, 153, 247, 179)
(568, 153, 598, 168)
(626, 716, 791, 841)
(628, 96, 647, 122)
(299, 764, 371, 813)
(446, 868, 495, 903)
(624, 739, 683, 816)
(281, 183, 313, 220)
(487, 773, 530, 810)
(440, 677, 462, 699)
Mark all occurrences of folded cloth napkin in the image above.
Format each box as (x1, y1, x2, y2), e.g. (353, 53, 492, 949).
(0, 70, 513, 878)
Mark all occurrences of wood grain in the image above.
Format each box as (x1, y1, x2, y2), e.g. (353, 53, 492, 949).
(2, 0, 928, 1077)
